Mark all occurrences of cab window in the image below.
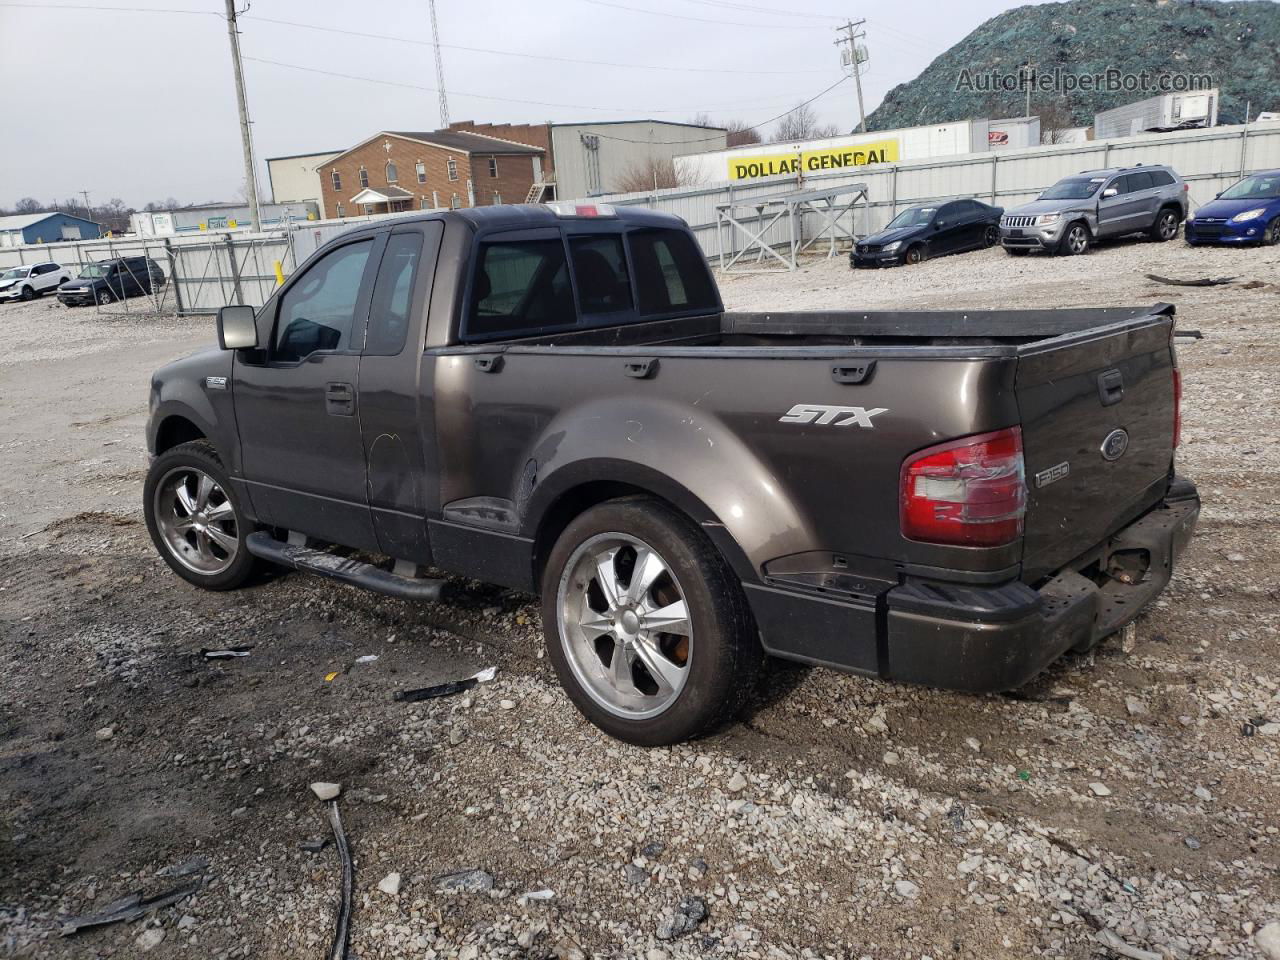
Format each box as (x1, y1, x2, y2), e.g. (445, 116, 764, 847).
(365, 232, 425, 356)
(570, 235, 632, 316)
(273, 239, 373, 362)
(628, 228, 717, 316)
(467, 238, 574, 340)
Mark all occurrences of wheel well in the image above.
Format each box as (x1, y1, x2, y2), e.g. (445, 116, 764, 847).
(155, 416, 206, 454)
(530, 479, 746, 590)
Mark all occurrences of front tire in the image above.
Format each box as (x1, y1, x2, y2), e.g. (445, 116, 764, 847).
(1149, 208, 1180, 242)
(1264, 217, 1280, 246)
(541, 498, 763, 746)
(144, 440, 257, 591)
(982, 225, 999, 248)
(903, 244, 925, 266)
(95, 287, 114, 305)
(1058, 222, 1091, 256)
(19, 285, 34, 301)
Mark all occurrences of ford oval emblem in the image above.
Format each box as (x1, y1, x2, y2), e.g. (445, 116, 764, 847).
(1101, 428, 1130, 461)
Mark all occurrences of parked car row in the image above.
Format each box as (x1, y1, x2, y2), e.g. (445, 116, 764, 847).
(851, 166, 1280, 268)
(0, 256, 166, 305)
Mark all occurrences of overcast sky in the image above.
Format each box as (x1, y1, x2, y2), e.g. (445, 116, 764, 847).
(0, 0, 1056, 208)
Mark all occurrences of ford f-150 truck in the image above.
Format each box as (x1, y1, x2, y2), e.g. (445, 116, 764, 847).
(144, 203, 1199, 746)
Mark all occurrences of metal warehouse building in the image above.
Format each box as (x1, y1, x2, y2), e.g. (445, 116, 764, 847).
(0, 212, 102, 247)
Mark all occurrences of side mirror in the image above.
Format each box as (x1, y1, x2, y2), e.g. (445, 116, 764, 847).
(1102, 187, 1118, 199)
(217, 304, 259, 350)
(1214, 192, 1222, 199)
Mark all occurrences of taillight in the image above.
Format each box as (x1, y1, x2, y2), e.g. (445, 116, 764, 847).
(900, 427, 1027, 547)
(1172, 367, 1182, 449)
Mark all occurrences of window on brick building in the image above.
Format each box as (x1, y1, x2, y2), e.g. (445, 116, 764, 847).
(386, 161, 398, 183)
(446, 157, 458, 181)
(492, 192, 502, 205)
(331, 170, 341, 191)
(416, 161, 426, 183)
(420, 196, 431, 210)
(336, 203, 344, 218)
(359, 167, 369, 188)
(488, 157, 498, 178)
(450, 193, 461, 209)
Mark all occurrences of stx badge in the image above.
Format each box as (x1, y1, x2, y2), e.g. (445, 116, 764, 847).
(779, 404, 888, 428)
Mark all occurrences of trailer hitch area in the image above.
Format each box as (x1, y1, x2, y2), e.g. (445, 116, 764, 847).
(1105, 548, 1151, 586)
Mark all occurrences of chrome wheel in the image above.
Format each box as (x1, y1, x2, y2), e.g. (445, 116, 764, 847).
(152, 466, 239, 575)
(557, 533, 692, 720)
(1157, 211, 1179, 240)
(1065, 225, 1089, 254)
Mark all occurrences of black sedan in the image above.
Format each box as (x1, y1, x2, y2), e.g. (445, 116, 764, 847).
(851, 199, 1003, 267)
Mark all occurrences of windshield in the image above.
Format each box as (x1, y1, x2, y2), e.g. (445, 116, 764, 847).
(1039, 178, 1104, 200)
(0, 267, 28, 281)
(885, 206, 936, 229)
(1220, 174, 1280, 200)
(79, 264, 110, 278)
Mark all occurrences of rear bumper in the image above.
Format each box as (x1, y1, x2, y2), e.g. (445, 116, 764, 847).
(883, 477, 1199, 692)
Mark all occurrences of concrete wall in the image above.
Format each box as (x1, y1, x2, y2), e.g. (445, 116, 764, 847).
(266, 152, 341, 217)
(552, 122, 727, 200)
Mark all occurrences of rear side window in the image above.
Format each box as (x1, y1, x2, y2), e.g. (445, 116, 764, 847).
(628, 228, 717, 316)
(1149, 170, 1175, 187)
(273, 239, 373, 362)
(365, 232, 424, 355)
(570, 235, 632, 315)
(1126, 172, 1154, 191)
(469, 239, 573, 339)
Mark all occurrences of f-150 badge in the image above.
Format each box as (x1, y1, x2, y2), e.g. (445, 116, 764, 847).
(779, 404, 888, 428)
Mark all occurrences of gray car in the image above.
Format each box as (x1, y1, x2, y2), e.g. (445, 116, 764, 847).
(1000, 165, 1188, 255)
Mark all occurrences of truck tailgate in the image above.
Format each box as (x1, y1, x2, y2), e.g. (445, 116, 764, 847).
(1015, 310, 1177, 583)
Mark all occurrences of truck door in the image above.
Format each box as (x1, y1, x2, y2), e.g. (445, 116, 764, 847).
(233, 232, 385, 551)
(357, 222, 444, 563)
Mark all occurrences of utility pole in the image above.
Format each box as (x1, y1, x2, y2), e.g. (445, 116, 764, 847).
(1022, 59, 1035, 118)
(428, 0, 450, 128)
(835, 20, 868, 134)
(80, 190, 92, 215)
(224, 0, 262, 232)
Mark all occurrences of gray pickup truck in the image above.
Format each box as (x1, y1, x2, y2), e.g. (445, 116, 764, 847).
(144, 204, 1199, 745)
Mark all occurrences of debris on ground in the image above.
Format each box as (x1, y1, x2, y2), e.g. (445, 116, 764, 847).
(434, 868, 495, 893)
(299, 837, 329, 854)
(655, 896, 708, 941)
(59, 882, 201, 936)
(155, 856, 208, 878)
(327, 802, 353, 960)
(394, 666, 498, 703)
(354, 655, 379, 665)
(377, 872, 401, 896)
(1145, 273, 1237, 286)
(310, 782, 341, 801)
(201, 646, 252, 659)
(1096, 928, 1164, 960)
(518, 888, 554, 906)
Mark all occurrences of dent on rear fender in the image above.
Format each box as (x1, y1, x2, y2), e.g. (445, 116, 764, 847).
(526, 396, 817, 571)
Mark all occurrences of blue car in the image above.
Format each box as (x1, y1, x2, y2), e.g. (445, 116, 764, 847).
(1185, 170, 1280, 245)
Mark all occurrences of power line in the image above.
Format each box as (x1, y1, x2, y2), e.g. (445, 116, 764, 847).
(586, 75, 851, 144)
(242, 56, 815, 115)
(244, 15, 827, 76)
(0, 1, 215, 13)
(580, 0, 828, 30)
(679, 0, 842, 21)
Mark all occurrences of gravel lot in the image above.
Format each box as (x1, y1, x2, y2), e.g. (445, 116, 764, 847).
(1, 236, 1278, 960)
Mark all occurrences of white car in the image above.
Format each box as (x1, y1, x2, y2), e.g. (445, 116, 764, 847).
(0, 261, 73, 301)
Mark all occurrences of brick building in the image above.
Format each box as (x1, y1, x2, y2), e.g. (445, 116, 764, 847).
(319, 130, 546, 218)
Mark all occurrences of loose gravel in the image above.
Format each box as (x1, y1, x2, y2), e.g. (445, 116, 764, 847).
(1, 235, 1277, 959)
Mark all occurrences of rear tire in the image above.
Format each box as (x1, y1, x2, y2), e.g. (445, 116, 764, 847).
(540, 498, 763, 746)
(144, 440, 258, 591)
(1149, 208, 1180, 242)
(1058, 222, 1091, 256)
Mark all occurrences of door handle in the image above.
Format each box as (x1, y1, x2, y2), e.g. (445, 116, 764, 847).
(474, 354, 504, 373)
(1096, 369, 1124, 407)
(326, 381, 355, 416)
(623, 358, 658, 379)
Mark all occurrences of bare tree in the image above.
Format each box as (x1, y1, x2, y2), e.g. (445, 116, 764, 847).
(725, 119, 762, 147)
(14, 197, 43, 213)
(687, 112, 715, 128)
(1037, 99, 1078, 144)
(772, 103, 841, 143)
(613, 156, 704, 194)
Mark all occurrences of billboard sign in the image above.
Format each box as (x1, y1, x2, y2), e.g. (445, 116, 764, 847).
(728, 139, 899, 181)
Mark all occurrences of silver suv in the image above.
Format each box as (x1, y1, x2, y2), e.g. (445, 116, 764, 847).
(1000, 165, 1188, 255)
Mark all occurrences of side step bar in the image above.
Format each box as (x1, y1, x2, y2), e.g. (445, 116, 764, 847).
(245, 531, 447, 602)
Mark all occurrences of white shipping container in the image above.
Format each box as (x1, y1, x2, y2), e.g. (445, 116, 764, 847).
(1094, 89, 1219, 139)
